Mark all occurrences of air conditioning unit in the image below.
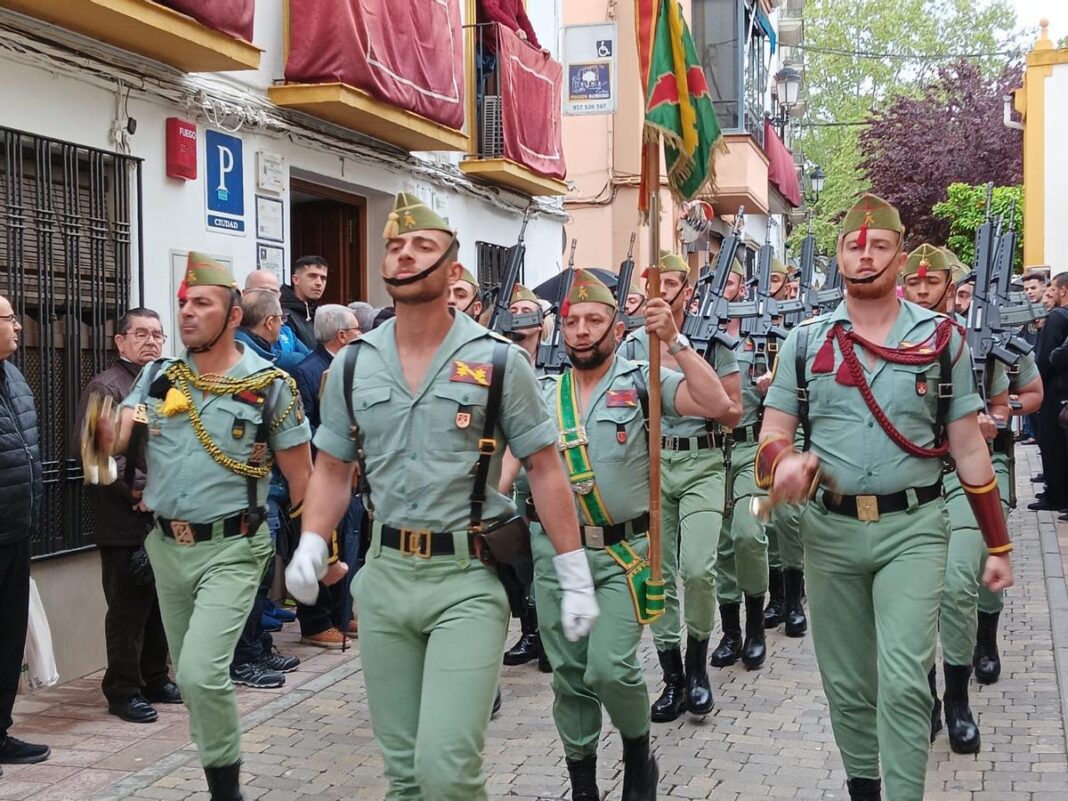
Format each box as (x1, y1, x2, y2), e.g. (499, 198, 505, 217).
(481, 95, 504, 157)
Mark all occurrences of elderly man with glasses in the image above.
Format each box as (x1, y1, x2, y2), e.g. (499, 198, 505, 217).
(75, 307, 182, 723)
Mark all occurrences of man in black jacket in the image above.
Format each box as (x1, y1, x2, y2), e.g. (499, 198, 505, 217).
(0, 293, 50, 768)
(1032, 272, 1068, 513)
(280, 256, 329, 350)
(75, 308, 181, 723)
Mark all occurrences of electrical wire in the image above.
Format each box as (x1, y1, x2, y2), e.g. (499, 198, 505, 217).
(793, 42, 1018, 61)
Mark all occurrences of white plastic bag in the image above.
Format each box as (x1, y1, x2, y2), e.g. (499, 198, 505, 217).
(19, 578, 59, 693)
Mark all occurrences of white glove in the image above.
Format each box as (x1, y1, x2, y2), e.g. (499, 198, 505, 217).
(553, 548, 599, 641)
(285, 533, 329, 605)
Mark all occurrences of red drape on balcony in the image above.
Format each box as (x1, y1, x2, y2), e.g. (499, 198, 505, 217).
(763, 121, 801, 208)
(284, 0, 465, 131)
(496, 25, 565, 179)
(158, 0, 255, 43)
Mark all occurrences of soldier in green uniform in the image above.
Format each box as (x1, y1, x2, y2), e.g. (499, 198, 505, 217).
(514, 269, 735, 800)
(501, 284, 549, 669)
(620, 251, 742, 722)
(712, 256, 805, 673)
(758, 195, 1014, 801)
(448, 265, 484, 319)
(95, 254, 314, 801)
(286, 195, 598, 801)
(902, 245, 1043, 752)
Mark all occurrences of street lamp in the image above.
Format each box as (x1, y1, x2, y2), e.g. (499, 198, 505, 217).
(809, 165, 825, 199)
(770, 66, 803, 139)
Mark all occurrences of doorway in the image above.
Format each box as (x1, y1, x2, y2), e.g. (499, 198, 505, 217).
(290, 178, 367, 305)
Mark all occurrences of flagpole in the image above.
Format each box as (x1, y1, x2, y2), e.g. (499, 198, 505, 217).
(645, 138, 664, 588)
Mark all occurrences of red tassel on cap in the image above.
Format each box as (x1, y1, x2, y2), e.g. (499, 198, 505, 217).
(856, 223, 868, 249)
(641, 267, 650, 279)
(560, 299, 570, 318)
(835, 359, 858, 386)
(177, 278, 188, 302)
(811, 331, 836, 374)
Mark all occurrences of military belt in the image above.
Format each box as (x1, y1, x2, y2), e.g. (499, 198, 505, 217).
(729, 424, 762, 443)
(660, 432, 723, 451)
(525, 498, 648, 548)
(157, 512, 259, 546)
(820, 480, 943, 523)
(379, 524, 478, 558)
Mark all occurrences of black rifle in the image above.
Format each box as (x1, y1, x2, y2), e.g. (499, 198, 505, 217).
(681, 209, 751, 355)
(816, 256, 843, 313)
(536, 240, 577, 374)
(487, 211, 540, 336)
(617, 234, 642, 331)
(989, 197, 1047, 332)
(781, 219, 817, 326)
(732, 227, 787, 368)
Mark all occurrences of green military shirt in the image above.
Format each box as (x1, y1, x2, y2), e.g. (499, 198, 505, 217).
(314, 312, 556, 532)
(123, 345, 310, 522)
(766, 301, 982, 496)
(620, 328, 739, 437)
(734, 338, 767, 429)
(539, 355, 683, 523)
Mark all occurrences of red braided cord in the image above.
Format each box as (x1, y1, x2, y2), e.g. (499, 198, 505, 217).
(832, 321, 956, 459)
(841, 317, 961, 366)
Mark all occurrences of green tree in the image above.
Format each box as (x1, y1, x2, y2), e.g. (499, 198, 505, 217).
(931, 183, 1023, 269)
(791, 0, 1020, 253)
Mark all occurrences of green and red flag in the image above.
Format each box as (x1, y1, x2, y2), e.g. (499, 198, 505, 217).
(636, 0, 722, 215)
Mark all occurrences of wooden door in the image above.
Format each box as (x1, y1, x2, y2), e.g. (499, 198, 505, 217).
(289, 191, 365, 305)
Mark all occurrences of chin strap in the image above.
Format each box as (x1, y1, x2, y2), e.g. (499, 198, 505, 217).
(187, 289, 240, 354)
(565, 318, 617, 356)
(382, 236, 456, 287)
(844, 262, 894, 286)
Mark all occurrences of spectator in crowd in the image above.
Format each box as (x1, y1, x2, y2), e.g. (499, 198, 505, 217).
(281, 257, 329, 350)
(75, 308, 180, 724)
(231, 289, 301, 689)
(0, 293, 50, 767)
(371, 307, 395, 329)
(245, 271, 309, 370)
(1032, 272, 1068, 515)
(1019, 271, 1050, 445)
(347, 301, 378, 337)
(290, 305, 363, 646)
(447, 267, 484, 320)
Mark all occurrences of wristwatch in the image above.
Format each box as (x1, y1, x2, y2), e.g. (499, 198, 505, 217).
(667, 333, 692, 355)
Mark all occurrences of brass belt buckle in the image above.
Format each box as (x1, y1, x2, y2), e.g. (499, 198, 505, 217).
(400, 529, 432, 558)
(171, 520, 196, 546)
(856, 496, 880, 523)
(584, 526, 605, 549)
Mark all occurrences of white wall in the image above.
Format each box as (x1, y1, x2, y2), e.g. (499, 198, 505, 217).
(0, 4, 566, 342)
(1045, 62, 1068, 276)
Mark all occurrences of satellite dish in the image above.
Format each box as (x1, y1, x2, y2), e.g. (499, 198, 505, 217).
(678, 199, 715, 244)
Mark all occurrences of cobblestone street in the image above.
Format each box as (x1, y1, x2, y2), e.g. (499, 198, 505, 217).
(2, 446, 1066, 801)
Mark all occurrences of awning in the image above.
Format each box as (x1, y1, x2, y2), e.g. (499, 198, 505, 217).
(763, 120, 801, 207)
(756, 7, 777, 53)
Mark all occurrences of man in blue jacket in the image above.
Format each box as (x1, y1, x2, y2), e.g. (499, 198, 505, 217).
(245, 271, 309, 371)
(0, 293, 50, 769)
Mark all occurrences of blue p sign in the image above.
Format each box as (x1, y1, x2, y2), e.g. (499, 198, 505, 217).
(206, 130, 244, 218)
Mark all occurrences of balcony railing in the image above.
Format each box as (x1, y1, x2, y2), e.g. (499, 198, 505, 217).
(460, 22, 567, 197)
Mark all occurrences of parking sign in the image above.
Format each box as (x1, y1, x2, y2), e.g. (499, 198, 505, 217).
(205, 130, 245, 234)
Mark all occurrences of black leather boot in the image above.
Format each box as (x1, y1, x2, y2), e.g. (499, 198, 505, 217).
(621, 732, 658, 801)
(846, 777, 881, 800)
(684, 635, 714, 716)
(783, 568, 807, 637)
(973, 610, 1001, 684)
(943, 662, 981, 754)
(538, 651, 553, 673)
(503, 602, 541, 666)
(928, 666, 942, 742)
(741, 594, 767, 669)
(204, 762, 243, 801)
(764, 567, 785, 628)
(566, 756, 600, 801)
(709, 603, 742, 667)
(492, 687, 502, 717)
(650, 648, 686, 722)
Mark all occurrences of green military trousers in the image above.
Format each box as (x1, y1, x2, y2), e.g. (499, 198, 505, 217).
(145, 525, 273, 768)
(801, 498, 950, 801)
(650, 448, 725, 649)
(940, 467, 1011, 664)
(531, 525, 651, 761)
(353, 525, 509, 801)
(714, 440, 768, 603)
(767, 502, 805, 572)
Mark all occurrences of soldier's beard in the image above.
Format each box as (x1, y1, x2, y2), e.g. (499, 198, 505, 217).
(566, 328, 615, 371)
(845, 263, 899, 301)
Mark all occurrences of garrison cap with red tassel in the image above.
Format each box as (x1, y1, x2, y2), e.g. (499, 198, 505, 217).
(177, 251, 238, 300)
(560, 268, 617, 318)
(840, 193, 904, 249)
(903, 244, 951, 281)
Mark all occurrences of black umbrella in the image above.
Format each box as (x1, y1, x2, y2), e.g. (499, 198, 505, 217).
(532, 268, 619, 303)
